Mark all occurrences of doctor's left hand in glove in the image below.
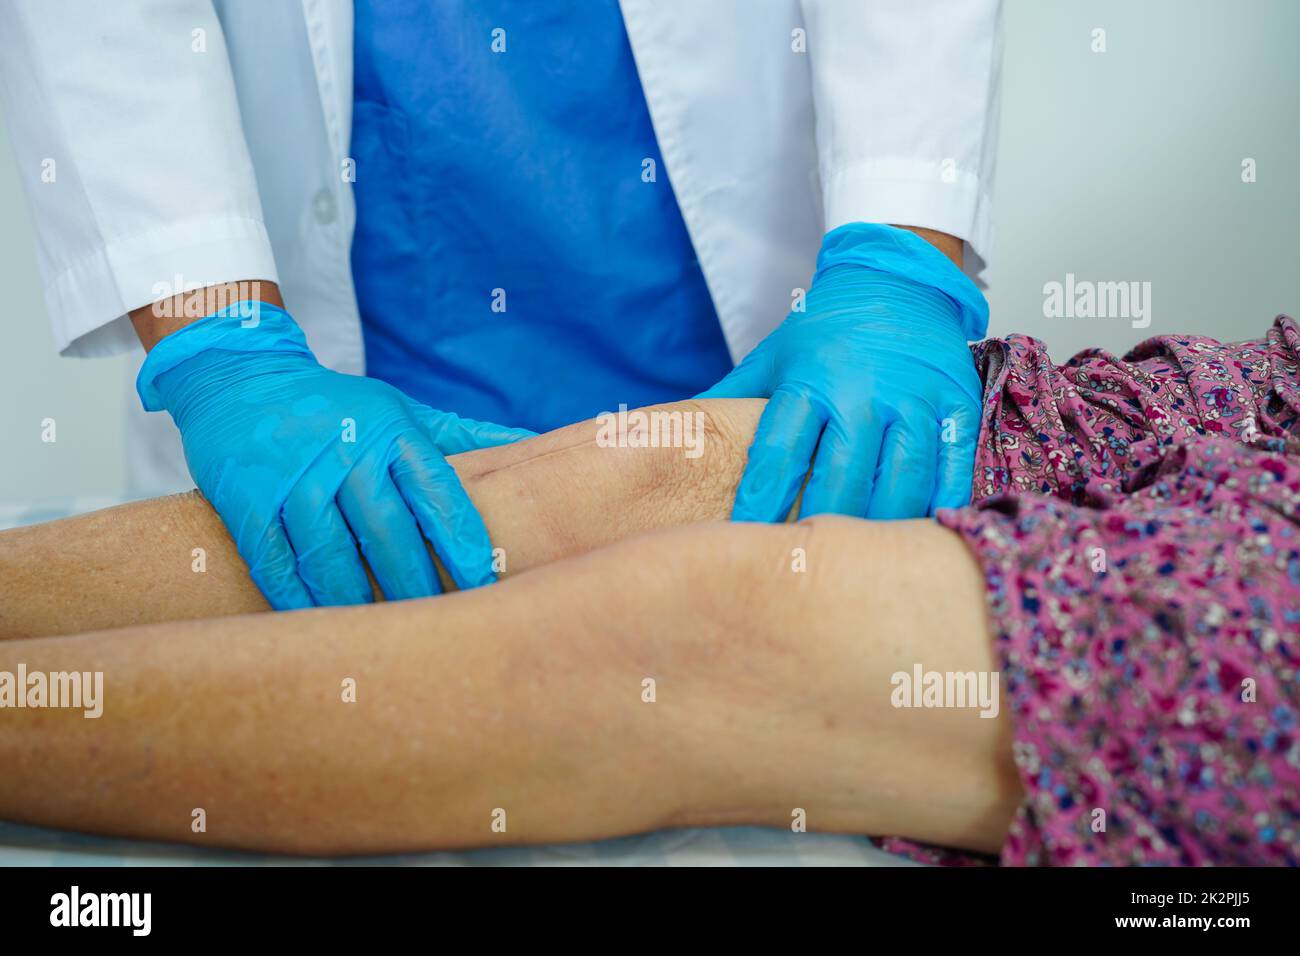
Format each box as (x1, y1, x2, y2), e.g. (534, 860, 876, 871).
(133, 290, 534, 610)
(700, 223, 989, 522)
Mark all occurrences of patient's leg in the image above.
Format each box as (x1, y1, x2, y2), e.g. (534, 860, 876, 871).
(0, 400, 767, 639)
(0, 515, 1015, 856)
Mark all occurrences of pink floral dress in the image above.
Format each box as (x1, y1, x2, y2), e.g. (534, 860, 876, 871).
(879, 315, 1300, 866)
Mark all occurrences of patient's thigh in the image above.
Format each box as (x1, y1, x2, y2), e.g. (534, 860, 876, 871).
(638, 515, 1015, 852)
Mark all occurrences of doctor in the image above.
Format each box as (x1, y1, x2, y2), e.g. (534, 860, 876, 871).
(0, 0, 1001, 609)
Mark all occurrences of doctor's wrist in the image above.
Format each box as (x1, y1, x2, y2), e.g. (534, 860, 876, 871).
(815, 223, 989, 341)
(891, 225, 963, 268)
(130, 280, 285, 352)
(135, 300, 318, 413)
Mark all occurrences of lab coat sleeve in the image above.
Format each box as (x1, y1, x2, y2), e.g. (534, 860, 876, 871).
(800, 0, 1003, 285)
(0, 0, 278, 357)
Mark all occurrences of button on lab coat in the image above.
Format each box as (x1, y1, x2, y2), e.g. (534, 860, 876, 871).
(0, 0, 1003, 493)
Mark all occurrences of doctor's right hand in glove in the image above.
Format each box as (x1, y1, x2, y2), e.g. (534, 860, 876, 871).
(133, 292, 534, 610)
(699, 222, 989, 522)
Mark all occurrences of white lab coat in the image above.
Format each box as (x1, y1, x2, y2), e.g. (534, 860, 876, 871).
(0, 0, 1002, 493)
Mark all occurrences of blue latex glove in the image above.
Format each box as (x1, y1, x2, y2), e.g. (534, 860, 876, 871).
(137, 302, 535, 609)
(699, 222, 988, 521)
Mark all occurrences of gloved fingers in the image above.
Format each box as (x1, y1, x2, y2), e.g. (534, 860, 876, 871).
(693, 353, 773, 400)
(799, 414, 886, 519)
(932, 404, 980, 511)
(733, 386, 826, 522)
(337, 445, 441, 601)
(410, 405, 537, 456)
(281, 476, 375, 607)
(867, 407, 940, 520)
(390, 434, 498, 590)
(244, 518, 318, 611)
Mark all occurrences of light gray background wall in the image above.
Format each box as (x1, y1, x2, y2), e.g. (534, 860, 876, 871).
(2, 0, 1298, 503)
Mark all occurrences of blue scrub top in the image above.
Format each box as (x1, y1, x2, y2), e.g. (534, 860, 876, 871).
(350, 0, 734, 432)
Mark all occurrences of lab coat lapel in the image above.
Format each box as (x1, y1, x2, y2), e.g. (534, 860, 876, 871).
(618, 0, 824, 364)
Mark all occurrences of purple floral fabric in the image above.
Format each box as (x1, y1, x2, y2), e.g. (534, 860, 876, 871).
(882, 315, 1300, 866)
